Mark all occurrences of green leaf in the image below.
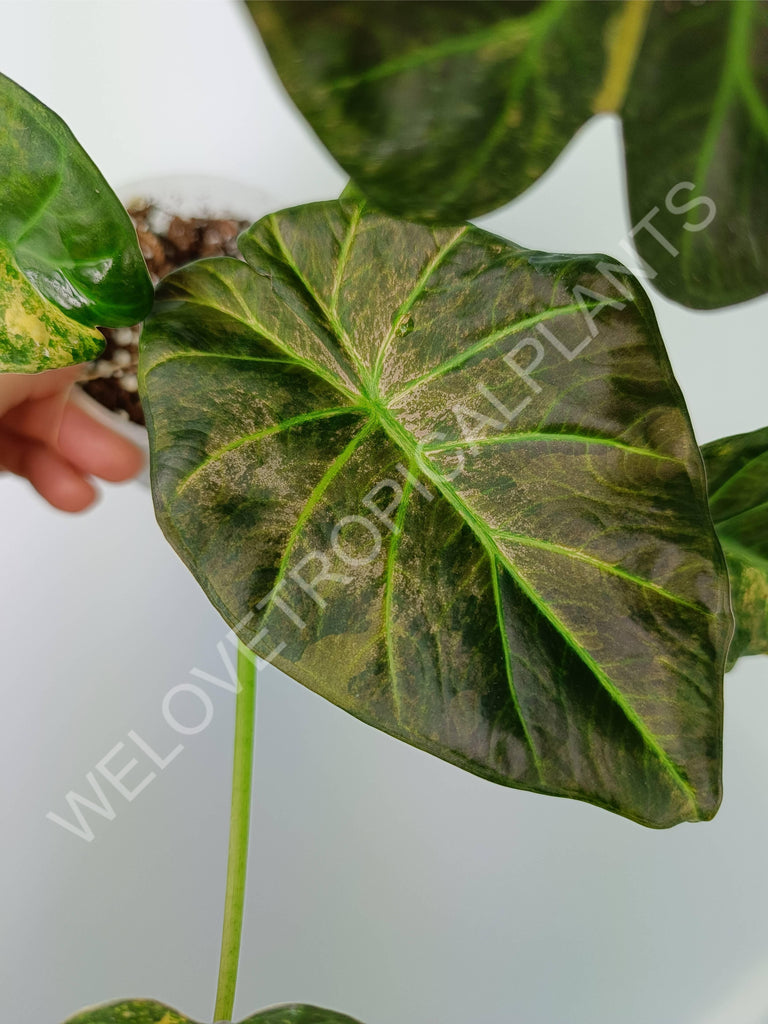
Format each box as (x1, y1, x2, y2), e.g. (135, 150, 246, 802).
(246, 0, 768, 309)
(0, 72, 153, 372)
(64, 999, 364, 1024)
(140, 196, 731, 829)
(246, 1, 615, 221)
(703, 426, 768, 668)
(623, 0, 768, 309)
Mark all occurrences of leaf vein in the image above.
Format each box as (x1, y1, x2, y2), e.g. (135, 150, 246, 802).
(426, 430, 684, 464)
(386, 300, 600, 404)
(490, 556, 545, 780)
(259, 417, 377, 621)
(383, 471, 414, 722)
(267, 215, 369, 380)
(330, 202, 363, 315)
(150, 291, 358, 401)
(373, 225, 469, 385)
(493, 531, 705, 613)
(175, 407, 365, 495)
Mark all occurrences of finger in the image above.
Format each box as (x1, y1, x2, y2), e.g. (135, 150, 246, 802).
(0, 432, 97, 512)
(0, 364, 83, 418)
(1, 385, 73, 446)
(56, 400, 145, 482)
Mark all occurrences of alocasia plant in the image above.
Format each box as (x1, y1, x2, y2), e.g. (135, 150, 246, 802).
(0, 72, 152, 372)
(247, 0, 768, 309)
(3, 1, 768, 1022)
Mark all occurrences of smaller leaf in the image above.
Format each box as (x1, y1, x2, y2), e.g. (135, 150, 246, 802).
(63, 999, 364, 1024)
(0, 72, 153, 372)
(702, 425, 768, 667)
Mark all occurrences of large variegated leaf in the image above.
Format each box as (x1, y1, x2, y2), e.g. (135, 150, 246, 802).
(246, 0, 768, 309)
(140, 196, 731, 828)
(703, 426, 768, 667)
(0, 73, 153, 372)
(64, 999, 363, 1024)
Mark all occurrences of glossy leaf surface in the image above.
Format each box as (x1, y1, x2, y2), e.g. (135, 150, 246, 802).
(0, 73, 153, 372)
(247, 0, 768, 309)
(141, 197, 731, 828)
(703, 426, 768, 667)
(64, 1000, 363, 1024)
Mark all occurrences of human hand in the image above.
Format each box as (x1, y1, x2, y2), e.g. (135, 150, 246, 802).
(0, 365, 144, 512)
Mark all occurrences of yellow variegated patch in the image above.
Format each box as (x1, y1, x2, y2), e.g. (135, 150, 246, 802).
(0, 241, 103, 372)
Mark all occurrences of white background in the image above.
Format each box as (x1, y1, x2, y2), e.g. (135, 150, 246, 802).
(1, 3, 767, 1023)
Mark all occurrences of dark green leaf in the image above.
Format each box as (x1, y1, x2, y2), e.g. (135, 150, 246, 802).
(140, 196, 731, 828)
(246, 0, 768, 309)
(247, 1, 614, 221)
(64, 999, 364, 1024)
(623, 0, 768, 308)
(703, 426, 768, 668)
(0, 72, 153, 372)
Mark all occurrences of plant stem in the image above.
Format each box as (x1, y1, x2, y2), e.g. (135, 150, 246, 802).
(214, 641, 257, 1022)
